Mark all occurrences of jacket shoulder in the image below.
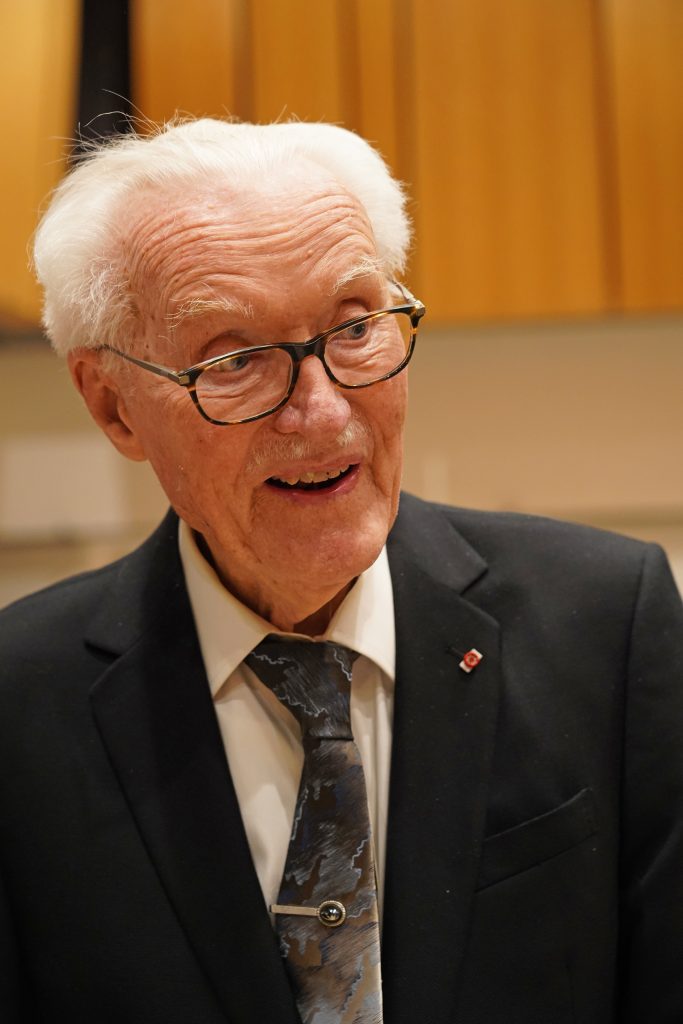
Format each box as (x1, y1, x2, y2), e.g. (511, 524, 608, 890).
(397, 491, 666, 594)
(0, 511, 180, 671)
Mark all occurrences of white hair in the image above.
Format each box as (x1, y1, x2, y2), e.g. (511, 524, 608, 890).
(32, 118, 412, 356)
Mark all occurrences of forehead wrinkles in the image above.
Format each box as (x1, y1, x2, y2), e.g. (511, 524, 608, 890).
(120, 185, 377, 322)
(123, 204, 230, 321)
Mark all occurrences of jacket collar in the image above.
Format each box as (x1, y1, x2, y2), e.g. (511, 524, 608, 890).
(383, 493, 500, 1023)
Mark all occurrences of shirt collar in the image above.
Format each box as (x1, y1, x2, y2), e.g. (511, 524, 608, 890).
(178, 520, 396, 697)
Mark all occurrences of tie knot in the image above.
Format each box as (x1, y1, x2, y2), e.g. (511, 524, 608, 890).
(245, 637, 356, 739)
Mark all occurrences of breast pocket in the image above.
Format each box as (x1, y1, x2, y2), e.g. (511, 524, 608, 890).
(477, 787, 598, 890)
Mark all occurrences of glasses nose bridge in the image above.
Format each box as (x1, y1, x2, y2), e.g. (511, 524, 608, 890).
(287, 331, 328, 365)
(286, 331, 336, 388)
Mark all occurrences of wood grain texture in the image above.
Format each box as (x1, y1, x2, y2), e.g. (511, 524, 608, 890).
(410, 0, 609, 320)
(350, 0, 401, 174)
(602, 0, 683, 311)
(6, 1, 682, 328)
(0, 0, 80, 326)
(131, 0, 242, 122)
(249, 0, 345, 123)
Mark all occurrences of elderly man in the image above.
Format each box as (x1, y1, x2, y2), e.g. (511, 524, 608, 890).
(1, 118, 682, 1024)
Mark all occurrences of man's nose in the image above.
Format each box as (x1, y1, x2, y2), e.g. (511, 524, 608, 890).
(273, 354, 352, 437)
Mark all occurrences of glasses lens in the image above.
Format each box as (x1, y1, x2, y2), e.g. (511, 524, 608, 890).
(325, 311, 413, 386)
(195, 347, 292, 423)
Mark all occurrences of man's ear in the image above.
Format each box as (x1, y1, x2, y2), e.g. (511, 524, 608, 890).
(67, 349, 147, 462)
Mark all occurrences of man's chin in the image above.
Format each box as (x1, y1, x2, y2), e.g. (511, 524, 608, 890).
(284, 518, 389, 590)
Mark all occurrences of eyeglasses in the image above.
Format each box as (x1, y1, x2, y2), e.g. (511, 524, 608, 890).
(98, 283, 425, 425)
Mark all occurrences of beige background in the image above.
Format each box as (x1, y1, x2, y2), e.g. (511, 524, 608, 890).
(2, 313, 682, 607)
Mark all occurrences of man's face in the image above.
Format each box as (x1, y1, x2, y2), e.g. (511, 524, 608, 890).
(95, 169, 408, 629)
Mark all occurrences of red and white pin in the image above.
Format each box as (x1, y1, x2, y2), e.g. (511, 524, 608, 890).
(459, 648, 484, 674)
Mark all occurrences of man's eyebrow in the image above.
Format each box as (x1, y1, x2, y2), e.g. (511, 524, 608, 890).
(165, 296, 254, 330)
(329, 257, 385, 295)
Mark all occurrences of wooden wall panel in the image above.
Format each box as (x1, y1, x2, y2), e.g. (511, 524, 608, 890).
(0, 0, 80, 327)
(410, 0, 610, 320)
(131, 0, 244, 122)
(602, 0, 683, 311)
(7, 0, 671, 328)
(348, 0, 402, 178)
(248, 0, 346, 123)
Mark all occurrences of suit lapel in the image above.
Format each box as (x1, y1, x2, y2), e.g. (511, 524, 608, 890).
(383, 495, 501, 1024)
(85, 514, 300, 1024)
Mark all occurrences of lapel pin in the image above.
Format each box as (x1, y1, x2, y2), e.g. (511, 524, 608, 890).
(459, 648, 483, 674)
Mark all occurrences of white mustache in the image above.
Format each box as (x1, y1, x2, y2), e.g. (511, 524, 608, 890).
(247, 418, 371, 471)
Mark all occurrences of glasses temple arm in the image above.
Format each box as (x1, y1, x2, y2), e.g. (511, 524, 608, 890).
(98, 345, 187, 384)
(389, 280, 425, 318)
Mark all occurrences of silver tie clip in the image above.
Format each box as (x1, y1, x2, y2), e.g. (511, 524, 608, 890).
(271, 899, 347, 927)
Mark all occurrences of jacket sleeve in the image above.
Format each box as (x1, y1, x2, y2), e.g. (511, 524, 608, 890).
(619, 544, 683, 1021)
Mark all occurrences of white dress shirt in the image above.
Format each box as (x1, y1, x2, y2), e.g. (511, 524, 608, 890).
(178, 521, 396, 915)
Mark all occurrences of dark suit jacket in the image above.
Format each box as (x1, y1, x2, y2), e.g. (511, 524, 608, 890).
(1, 493, 683, 1023)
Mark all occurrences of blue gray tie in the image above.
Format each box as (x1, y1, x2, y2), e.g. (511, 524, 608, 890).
(245, 637, 383, 1024)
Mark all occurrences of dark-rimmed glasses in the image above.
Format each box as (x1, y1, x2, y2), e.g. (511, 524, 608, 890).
(97, 283, 425, 425)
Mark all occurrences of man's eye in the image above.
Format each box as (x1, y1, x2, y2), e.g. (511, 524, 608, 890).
(215, 353, 251, 372)
(343, 320, 370, 341)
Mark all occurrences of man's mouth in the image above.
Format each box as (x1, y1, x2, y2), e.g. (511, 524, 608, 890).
(267, 464, 357, 491)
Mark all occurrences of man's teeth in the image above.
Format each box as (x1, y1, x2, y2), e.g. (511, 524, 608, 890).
(275, 465, 350, 486)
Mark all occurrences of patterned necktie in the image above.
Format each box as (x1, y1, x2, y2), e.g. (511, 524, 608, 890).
(245, 637, 383, 1024)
